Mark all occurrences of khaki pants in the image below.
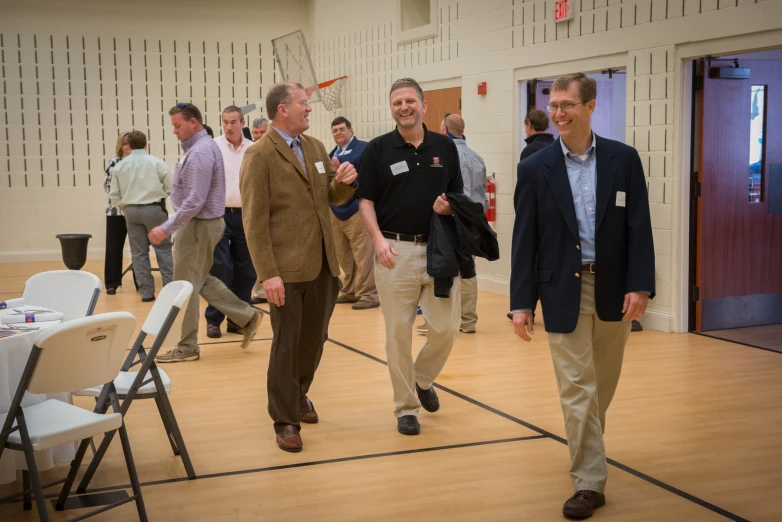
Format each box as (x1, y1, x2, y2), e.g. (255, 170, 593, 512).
(374, 240, 460, 418)
(330, 212, 378, 304)
(547, 272, 631, 493)
(460, 274, 478, 330)
(173, 218, 256, 354)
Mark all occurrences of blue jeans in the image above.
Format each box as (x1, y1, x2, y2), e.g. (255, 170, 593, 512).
(204, 210, 257, 326)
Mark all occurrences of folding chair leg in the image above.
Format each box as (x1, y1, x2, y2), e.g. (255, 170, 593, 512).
(154, 395, 180, 456)
(18, 417, 50, 522)
(54, 438, 92, 511)
(117, 425, 148, 522)
(158, 392, 196, 479)
(22, 470, 31, 510)
(76, 430, 117, 494)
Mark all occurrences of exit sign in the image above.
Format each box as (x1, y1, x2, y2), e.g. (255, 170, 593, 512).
(554, 0, 574, 22)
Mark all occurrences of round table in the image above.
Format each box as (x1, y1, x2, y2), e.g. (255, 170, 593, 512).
(0, 318, 76, 485)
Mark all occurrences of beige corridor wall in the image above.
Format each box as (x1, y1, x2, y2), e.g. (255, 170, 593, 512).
(0, 0, 307, 263)
(305, 0, 782, 332)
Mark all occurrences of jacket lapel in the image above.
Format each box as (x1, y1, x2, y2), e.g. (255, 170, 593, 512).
(594, 135, 616, 233)
(269, 127, 309, 182)
(543, 141, 580, 241)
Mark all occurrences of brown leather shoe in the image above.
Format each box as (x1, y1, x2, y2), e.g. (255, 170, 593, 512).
(562, 490, 606, 519)
(300, 397, 319, 424)
(276, 425, 302, 452)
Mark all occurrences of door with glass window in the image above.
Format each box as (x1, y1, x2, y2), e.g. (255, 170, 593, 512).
(696, 59, 782, 330)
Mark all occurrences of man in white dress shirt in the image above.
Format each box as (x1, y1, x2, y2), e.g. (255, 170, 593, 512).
(205, 106, 257, 338)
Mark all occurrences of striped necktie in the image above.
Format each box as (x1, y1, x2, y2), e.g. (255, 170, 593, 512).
(290, 139, 307, 176)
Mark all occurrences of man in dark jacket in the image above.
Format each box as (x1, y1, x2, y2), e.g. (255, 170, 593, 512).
(511, 74, 654, 518)
(520, 109, 555, 162)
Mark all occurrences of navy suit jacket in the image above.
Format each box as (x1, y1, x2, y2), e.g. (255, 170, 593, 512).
(510, 135, 655, 333)
(329, 138, 368, 219)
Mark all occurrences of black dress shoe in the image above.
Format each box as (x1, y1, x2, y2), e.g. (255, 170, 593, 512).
(106, 288, 116, 295)
(416, 383, 440, 413)
(631, 320, 643, 332)
(141, 296, 155, 303)
(562, 490, 606, 519)
(226, 320, 241, 334)
(397, 415, 420, 435)
(206, 324, 221, 338)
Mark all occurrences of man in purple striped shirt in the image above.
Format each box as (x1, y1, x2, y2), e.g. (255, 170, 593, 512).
(149, 103, 261, 363)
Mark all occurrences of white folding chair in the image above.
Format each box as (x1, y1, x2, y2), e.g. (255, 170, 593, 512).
(21, 270, 103, 321)
(0, 312, 146, 522)
(73, 281, 196, 492)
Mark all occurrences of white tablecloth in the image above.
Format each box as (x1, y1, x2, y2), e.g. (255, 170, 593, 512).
(0, 315, 75, 485)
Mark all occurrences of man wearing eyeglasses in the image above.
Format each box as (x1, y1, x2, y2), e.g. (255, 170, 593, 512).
(510, 73, 655, 518)
(240, 82, 357, 453)
(149, 103, 262, 363)
(328, 116, 379, 310)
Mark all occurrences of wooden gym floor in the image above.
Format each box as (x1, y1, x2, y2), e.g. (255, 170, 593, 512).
(1, 260, 781, 521)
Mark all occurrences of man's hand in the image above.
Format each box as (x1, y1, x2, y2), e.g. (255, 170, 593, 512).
(622, 291, 649, 321)
(513, 311, 535, 342)
(148, 226, 169, 245)
(333, 156, 358, 185)
(433, 193, 452, 215)
(263, 276, 286, 307)
(375, 238, 399, 270)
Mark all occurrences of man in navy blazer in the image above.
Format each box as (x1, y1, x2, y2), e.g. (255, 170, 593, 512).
(510, 73, 655, 519)
(328, 117, 379, 310)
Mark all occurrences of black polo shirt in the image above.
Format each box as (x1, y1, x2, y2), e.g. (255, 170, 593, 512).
(357, 125, 463, 235)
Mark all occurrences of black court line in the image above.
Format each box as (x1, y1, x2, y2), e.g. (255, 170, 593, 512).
(199, 337, 273, 347)
(693, 331, 782, 356)
(326, 338, 750, 522)
(21, 435, 545, 503)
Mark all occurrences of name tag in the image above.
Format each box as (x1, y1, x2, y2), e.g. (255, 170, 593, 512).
(616, 191, 626, 207)
(390, 161, 409, 176)
(341, 149, 352, 156)
(315, 161, 326, 174)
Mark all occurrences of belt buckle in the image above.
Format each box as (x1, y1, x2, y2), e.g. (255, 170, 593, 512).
(588, 263, 595, 274)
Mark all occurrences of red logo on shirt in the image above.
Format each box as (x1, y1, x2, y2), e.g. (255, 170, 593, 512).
(433, 157, 440, 165)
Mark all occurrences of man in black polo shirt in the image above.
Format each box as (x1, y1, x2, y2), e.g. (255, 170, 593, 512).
(357, 77, 463, 436)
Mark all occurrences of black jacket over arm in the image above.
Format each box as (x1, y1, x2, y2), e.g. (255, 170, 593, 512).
(510, 136, 655, 333)
(428, 193, 499, 298)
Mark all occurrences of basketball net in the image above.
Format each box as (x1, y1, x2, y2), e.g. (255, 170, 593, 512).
(306, 76, 348, 112)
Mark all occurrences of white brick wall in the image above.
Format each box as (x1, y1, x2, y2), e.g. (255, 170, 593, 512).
(627, 46, 675, 315)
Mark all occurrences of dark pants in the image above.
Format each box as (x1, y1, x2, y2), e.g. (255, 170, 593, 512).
(205, 210, 257, 326)
(267, 254, 339, 434)
(105, 215, 136, 290)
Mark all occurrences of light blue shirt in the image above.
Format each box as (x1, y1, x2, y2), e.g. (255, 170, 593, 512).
(561, 134, 597, 264)
(271, 125, 300, 149)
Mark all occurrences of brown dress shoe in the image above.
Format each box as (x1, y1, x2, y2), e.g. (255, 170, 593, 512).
(300, 397, 319, 424)
(562, 490, 606, 519)
(276, 425, 302, 452)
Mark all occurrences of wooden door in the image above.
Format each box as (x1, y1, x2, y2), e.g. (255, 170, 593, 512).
(696, 59, 782, 330)
(423, 87, 461, 132)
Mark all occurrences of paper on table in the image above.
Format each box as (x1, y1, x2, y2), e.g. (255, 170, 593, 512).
(1, 306, 63, 324)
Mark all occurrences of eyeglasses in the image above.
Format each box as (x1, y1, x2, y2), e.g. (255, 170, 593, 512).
(331, 127, 349, 134)
(286, 99, 311, 108)
(546, 102, 583, 114)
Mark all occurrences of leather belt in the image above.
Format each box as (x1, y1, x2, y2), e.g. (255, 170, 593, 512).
(581, 263, 596, 273)
(382, 231, 428, 244)
(225, 207, 242, 213)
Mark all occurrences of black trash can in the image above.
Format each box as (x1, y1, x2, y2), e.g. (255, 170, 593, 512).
(56, 234, 92, 270)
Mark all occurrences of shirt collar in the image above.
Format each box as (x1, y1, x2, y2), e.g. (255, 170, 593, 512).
(272, 125, 300, 148)
(181, 129, 208, 152)
(391, 123, 433, 149)
(129, 149, 147, 156)
(336, 135, 355, 154)
(560, 132, 597, 160)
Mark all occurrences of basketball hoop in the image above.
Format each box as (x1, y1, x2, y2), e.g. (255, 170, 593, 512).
(307, 76, 348, 112)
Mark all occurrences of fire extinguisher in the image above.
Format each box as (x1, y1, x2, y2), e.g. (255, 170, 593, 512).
(486, 173, 496, 223)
